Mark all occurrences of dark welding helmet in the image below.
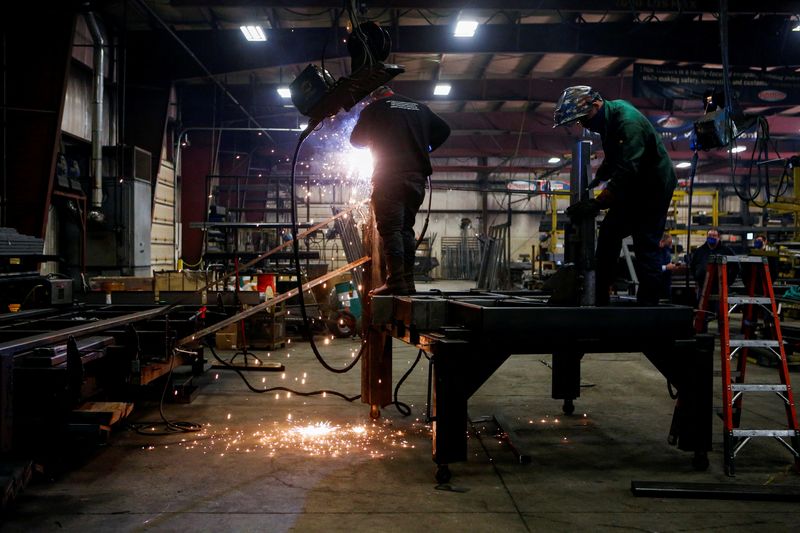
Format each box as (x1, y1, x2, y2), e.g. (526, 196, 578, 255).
(553, 85, 601, 127)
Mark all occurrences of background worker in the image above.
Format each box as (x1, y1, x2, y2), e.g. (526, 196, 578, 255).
(659, 232, 684, 301)
(690, 227, 738, 331)
(690, 227, 738, 294)
(350, 86, 451, 295)
(554, 85, 677, 306)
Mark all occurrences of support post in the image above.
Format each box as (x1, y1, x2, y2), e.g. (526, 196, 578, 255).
(431, 342, 469, 466)
(361, 208, 392, 416)
(675, 334, 714, 455)
(565, 140, 596, 306)
(552, 351, 582, 415)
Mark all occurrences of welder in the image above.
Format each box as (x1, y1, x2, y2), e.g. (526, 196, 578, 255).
(554, 85, 677, 306)
(351, 86, 451, 295)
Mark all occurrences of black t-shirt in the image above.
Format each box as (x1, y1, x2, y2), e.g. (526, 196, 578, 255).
(350, 93, 450, 179)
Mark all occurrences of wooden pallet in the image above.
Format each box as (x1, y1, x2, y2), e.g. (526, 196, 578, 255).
(70, 402, 134, 426)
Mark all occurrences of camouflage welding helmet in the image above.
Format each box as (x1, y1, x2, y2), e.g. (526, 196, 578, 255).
(553, 86, 601, 127)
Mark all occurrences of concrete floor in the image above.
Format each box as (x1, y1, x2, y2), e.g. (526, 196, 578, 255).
(4, 280, 800, 532)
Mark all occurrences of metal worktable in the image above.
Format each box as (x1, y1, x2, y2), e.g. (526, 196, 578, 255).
(370, 291, 714, 482)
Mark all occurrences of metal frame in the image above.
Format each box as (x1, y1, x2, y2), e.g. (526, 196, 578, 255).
(370, 291, 714, 480)
(0, 305, 178, 452)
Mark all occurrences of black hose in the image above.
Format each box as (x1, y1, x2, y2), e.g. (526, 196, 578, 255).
(289, 125, 363, 374)
(205, 341, 361, 402)
(128, 348, 202, 435)
(415, 175, 433, 248)
(392, 348, 425, 416)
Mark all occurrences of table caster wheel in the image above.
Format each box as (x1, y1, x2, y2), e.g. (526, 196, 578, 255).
(435, 464, 451, 484)
(562, 399, 575, 415)
(369, 404, 380, 420)
(692, 452, 709, 471)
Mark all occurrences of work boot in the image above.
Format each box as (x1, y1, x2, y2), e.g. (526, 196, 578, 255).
(403, 256, 417, 294)
(370, 255, 408, 296)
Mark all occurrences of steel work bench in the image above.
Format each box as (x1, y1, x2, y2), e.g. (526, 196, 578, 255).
(370, 291, 714, 483)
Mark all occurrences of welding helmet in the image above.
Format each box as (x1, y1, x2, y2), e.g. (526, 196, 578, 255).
(553, 86, 601, 127)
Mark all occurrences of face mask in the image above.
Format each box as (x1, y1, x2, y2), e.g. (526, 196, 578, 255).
(581, 105, 605, 133)
(754, 240, 764, 249)
(707, 237, 718, 246)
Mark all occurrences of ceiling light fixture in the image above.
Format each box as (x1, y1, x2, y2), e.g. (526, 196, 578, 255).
(277, 87, 291, 98)
(240, 25, 266, 41)
(676, 161, 692, 168)
(548, 157, 561, 164)
(454, 20, 478, 37)
(434, 83, 452, 96)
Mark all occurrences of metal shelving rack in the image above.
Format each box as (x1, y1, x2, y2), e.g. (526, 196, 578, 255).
(200, 174, 316, 269)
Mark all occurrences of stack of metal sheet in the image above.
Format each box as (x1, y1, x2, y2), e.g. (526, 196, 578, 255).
(332, 207, 365, 300)
(440, 236, 480, 280)
(476, 223, 511, 290)
(0, 228, 44, 256)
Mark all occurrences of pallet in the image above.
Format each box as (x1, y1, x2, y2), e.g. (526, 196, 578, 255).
(70, 402, 134, 427)
(66, 402, 135, 444)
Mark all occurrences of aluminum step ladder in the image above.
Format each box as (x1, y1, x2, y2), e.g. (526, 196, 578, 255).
(695, 254, 800, 476)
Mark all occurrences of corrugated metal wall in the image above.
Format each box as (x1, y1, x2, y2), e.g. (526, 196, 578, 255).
(151, 159, 176, 271)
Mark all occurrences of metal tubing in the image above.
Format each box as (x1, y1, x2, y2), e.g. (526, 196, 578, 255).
(84, 12, 105, 213)
(631, 481, 800, 502)
(570, 140, 596, 305)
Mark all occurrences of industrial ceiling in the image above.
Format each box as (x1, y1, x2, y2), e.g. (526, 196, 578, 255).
(94, 1, 800, 177)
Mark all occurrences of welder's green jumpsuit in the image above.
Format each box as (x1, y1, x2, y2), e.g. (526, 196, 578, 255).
(593, 100, 677, 305)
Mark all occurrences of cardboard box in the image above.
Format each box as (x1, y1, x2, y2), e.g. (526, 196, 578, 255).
(154, 270, 208, 293)
(215, 332, 237, 350)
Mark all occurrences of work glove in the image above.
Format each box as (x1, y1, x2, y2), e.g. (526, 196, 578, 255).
(565, 198, 600, 222)
(586, 175, 605, 190)
(595, 188, 614, 209)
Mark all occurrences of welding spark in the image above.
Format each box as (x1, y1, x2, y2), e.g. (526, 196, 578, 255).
(293, 422, 336, 438)
(142, 418, 427, 460)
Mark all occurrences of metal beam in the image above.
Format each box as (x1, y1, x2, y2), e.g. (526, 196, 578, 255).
(558, 54, 591, 78)
(177, 77, 635, 111)
(177, 255, 371, 346)
(631, 481, 800, 502)
(124, 17, 800, 83)
(168, 1, 799, 14)
(0, 307, 170, 359)
(0, 305, 171, 452)
(178, 75, 800, 116)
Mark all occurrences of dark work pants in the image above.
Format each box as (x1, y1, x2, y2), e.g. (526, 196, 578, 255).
(595, 205, 667, 306)
(372, 177, 426, 269)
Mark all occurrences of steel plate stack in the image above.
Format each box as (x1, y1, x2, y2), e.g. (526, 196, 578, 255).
(0, 228, 45, 256)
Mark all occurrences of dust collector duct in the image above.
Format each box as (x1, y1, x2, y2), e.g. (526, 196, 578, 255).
(84, 11, 105, 223)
